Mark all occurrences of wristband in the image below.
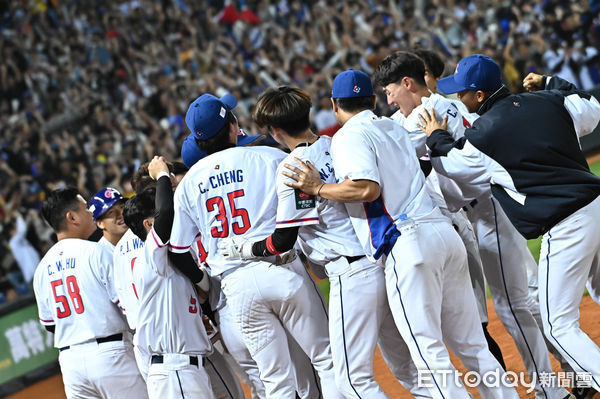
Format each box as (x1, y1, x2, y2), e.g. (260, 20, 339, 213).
(156, 171, 170, 180)
(317, 183, 325, 197)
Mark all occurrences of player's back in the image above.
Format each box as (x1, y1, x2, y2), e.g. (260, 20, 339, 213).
(113, 228, 145, 330)
(277, 137, 364, 268)
(332, 110, 443, 224)
(34, 239, 128, 349)
(134, 228, 211, 356)
(172, 146, 286, 275)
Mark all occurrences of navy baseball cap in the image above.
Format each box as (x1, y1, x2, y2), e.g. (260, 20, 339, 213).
(437, 54, 503, 94)
(88, 187, 125, 221)
(180, 129, 262, 168)
(185, 93, 238, 141)
(331, 69, 374, 98)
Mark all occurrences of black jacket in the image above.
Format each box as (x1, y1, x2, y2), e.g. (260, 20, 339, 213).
(427, 77, 600, 239)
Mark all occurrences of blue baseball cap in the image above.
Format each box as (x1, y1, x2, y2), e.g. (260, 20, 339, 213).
(181, 134, 207, 168)
(185, 93, 238, 141)
(180, 129, 262, 168)
(331, 69, 374, 98)
(237, 129, 262, 146)
(88, 187, 125, 221)
(437, 54, 503, 94)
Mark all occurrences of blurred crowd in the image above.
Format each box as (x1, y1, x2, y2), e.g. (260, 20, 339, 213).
(0, 0, 599, 303)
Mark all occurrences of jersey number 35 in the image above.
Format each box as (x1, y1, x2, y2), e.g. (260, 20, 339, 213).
(206, 189, 251, 238)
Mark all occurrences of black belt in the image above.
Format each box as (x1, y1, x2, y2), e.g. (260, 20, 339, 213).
(462, 198, 478, 212)
(151, 355, 200, 367)
(59, 333, 123, 352)
(345, 255, 365, 264)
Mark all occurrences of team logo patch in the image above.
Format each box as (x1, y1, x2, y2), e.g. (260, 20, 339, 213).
(104, 188, 119, 199)
(513, 101, 520, 107)
(214, 165, 220, 170)
(294, 189, 316, 210)
(325, 151, 330, 156)
(353, 85, 360, 94)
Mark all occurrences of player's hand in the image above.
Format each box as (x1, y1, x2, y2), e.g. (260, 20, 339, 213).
(523, 72, 544, 92)
(275, 249, 297, 266)
(148, 155, 170, 180)
(218, 237, 256, 260)
(282, 157, 323, 195)
(417, 108, 448, 137)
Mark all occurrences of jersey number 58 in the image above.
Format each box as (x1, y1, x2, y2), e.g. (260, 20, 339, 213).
(206, 189, 251, 237)
(50, 276, 84, 318)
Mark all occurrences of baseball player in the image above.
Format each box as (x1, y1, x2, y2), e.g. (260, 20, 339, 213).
(410, 49, 578, 380)
(374, 52, 572, 399)
(374, 51, 505, 368)
(89, 187, 129, 249)
(114, 159, 246, 399)
(420, 54, 600, 393)
(181, 132, 323, 399)
(218, 86, 430, 398)
(123, 156, 215, 399)
(169, 93, 340, 398)
(284, 69, 517, 399)
(33, 188, 146, 399)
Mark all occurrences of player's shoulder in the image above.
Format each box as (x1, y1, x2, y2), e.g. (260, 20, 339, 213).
(243, 145, 287, 162)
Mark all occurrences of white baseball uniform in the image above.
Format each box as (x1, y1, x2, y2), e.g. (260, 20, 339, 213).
(192, 235, 322, 399)
(169, 146, 339, 399)
(391, 100, 488, 325)
(276, 136, 430, 398)
(409, 93, 569, 399)
(330, 109, 516, 399)
(134, 227, 215, 399)
(426, 75, 600, 391)
(33, 238, 147, 399)
(189, 236, 252, 399)
(113, 228, 150, 379)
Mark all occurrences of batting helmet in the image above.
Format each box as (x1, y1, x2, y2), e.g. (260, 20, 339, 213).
(88, 187, 125, 221)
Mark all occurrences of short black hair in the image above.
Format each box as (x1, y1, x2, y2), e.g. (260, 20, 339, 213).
(412, 48, 445, 78)
(253, 86, 312, 137)
(373, 51, 427, 87)
(172, 161, 188, 176)
(196, 112, 237, 156)
(333, 96, 375, 113)
(123, 187, 155, 241)
(42, 187, 82, 233)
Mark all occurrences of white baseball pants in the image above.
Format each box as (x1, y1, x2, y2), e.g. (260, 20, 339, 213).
(220, 258, 339, 399)
(205, 346, 246, 399)
(441, 207, 488, 324)
(539, 195, 600, 392)
(328, 257, 432, 398)
(384, 220, 517, 399)
(465, 196, 570, 399)
(59, 337, 147, 399)
(146, 354, 215, 399)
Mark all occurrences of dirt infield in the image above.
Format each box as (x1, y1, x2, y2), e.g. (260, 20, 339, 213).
(8, 297, 599, 399)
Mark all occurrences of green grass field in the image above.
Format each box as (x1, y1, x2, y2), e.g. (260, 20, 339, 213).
(317, 160, 600, 302)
